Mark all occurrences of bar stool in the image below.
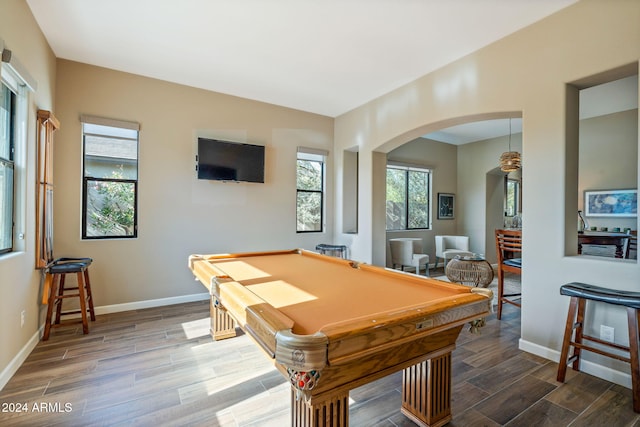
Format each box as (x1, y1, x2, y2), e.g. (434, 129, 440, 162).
(42, 258, 96, 341)
(315, 243, 348, 259)
(556, 282, 640, 413)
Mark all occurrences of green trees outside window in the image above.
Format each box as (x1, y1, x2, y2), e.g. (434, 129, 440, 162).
(506, 179, 519, 217)
(386, 166, 431, 230)
(296, 158, 324, 232)
(82, 121, 138, 239)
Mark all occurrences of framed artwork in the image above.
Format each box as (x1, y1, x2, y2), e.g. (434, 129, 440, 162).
(584, 189, 637, 217)
(438, 193, 455, 219)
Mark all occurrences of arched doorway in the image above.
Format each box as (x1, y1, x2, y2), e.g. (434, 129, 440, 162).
(374, 113, 522, 267)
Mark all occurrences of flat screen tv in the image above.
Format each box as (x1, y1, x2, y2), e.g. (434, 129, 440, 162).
(196, 138, 265, 183)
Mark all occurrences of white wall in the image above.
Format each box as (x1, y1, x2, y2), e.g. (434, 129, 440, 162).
(334, 0, 640, 388)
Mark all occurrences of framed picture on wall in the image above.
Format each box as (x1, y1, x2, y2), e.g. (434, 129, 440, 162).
(584, 189, 637, 217)
(438, 193, 455, 219)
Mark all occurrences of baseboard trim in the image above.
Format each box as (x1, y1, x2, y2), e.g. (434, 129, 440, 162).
(518, 338, 632, 389)
(94, 292, 210, 315)
(0, 292, 210, 391)
(0, 329, 41, 391)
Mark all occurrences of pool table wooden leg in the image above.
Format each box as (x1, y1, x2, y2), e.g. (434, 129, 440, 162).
(291, 389, 349, 427)
(401, 352, 452, 427)
(210, 299, 237, 340)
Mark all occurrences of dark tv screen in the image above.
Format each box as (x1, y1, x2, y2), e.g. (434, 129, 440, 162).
(197, 138, 265, 183)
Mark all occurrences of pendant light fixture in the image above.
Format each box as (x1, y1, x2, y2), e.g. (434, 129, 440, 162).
(499, 118, 521, 172)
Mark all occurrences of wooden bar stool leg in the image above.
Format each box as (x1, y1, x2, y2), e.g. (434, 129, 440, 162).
(627, 307, 640, 413)
(54, 273, 66, 325)
(43, 274, 59, 341)
(76, 271, 89, 334)
(557, 296, 579, 382)
(572, 298, 587, 371)
(84, 269, 96, 321)
(497, 269, 504, 320)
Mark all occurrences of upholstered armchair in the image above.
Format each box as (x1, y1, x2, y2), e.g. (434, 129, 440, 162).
(434, 235, 472, 269)
(389, 238, 430, 276)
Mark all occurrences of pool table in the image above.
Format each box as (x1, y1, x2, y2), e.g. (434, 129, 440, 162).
(188, 249, 492, 427)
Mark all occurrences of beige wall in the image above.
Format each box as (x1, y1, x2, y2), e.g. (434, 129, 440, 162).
(334, 0, 639, 387)
(0, 0, 57, 387)
(457, 132, 523, 259)
(53, 60, 334, 307)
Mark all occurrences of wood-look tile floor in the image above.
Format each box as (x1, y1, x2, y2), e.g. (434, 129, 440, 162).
(1, 295, 639, 426)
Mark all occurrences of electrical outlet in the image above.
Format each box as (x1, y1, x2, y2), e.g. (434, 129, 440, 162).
(600, 325, 614, 343)
(21, 310, 25, 328)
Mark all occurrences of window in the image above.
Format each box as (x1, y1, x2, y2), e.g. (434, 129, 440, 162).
(0, 82, 15, 253)
(386, 165, 431, 230)
(81, 116, 139, 239)
(296, 148, 326, 232)
(505, 179, 520, 217)
(1, 45, 35, 255)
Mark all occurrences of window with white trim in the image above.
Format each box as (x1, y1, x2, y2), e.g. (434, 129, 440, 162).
(386, 164, 431, 230)
(505, 178, 520, 217)
(81, 116, 139, 239)
(296, 148, 327, 232)
(0, 48, 31, 255)
(0, 81, 16, 253)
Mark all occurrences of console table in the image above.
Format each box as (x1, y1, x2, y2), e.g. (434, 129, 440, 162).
(577, 232, 630, 259)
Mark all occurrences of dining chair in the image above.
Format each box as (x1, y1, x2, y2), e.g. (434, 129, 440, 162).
(495, 229, 522, 320)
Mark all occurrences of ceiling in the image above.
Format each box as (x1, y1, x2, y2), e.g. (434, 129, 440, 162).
(424, 118, 523, 145)
(27, 0, 578, 119)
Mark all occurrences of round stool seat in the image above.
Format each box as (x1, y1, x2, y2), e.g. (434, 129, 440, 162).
(445, 256, 494, 287)
(560, 282, 640, 309)
(48, 261, 91, 274)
